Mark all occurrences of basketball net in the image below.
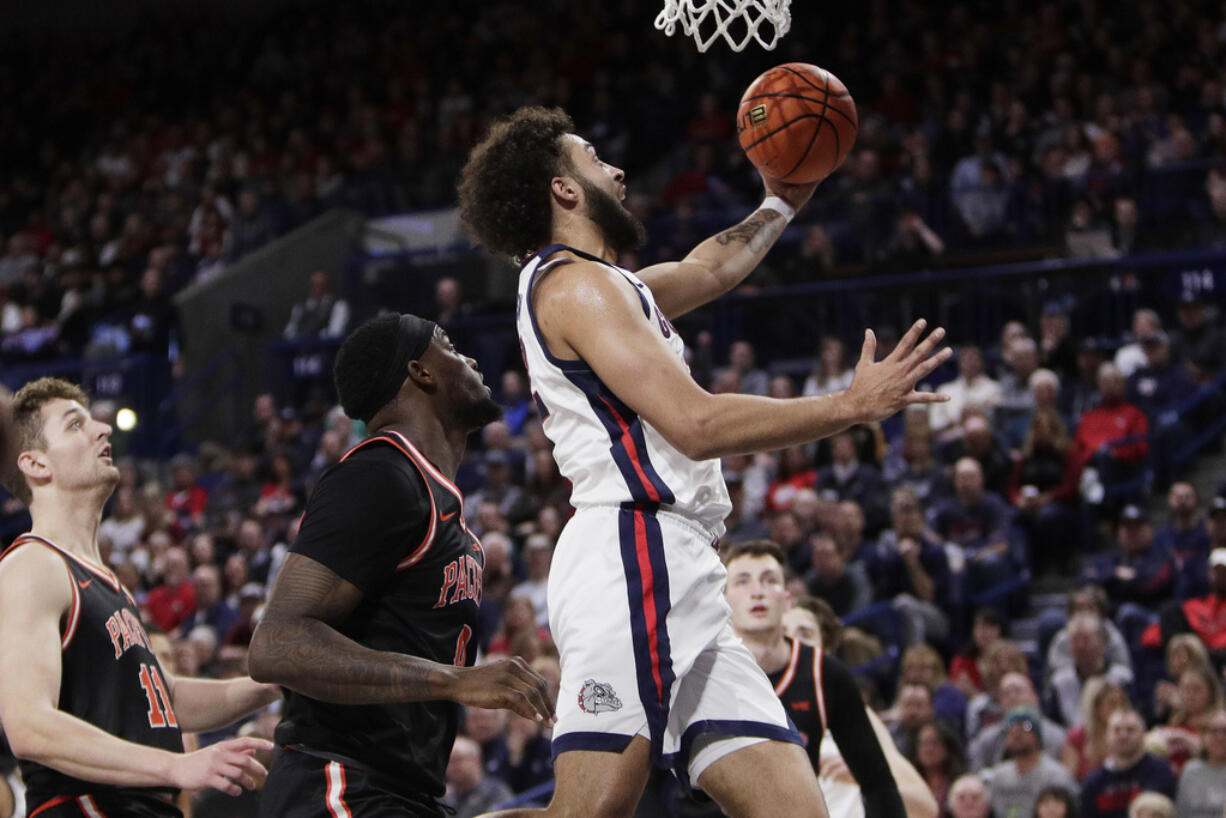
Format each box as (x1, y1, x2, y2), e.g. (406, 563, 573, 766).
(655, 0, 791, 52)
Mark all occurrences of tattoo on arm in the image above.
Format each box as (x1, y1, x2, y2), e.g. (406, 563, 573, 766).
(713, 209, 784, 253)
(249, 555, 446, 705)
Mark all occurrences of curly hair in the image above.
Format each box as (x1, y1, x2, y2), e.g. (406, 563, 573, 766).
(2, 377, 90, 505)
(457, 106, 575, 260)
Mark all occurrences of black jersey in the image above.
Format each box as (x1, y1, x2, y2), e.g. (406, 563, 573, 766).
(0, 535, 183, 816)
(274, 430, 485, 800)
(768, 639, 906, 818)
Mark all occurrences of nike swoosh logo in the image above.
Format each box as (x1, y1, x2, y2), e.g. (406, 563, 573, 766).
(78, 578, 92, 590)
(440, 510, 458, 521)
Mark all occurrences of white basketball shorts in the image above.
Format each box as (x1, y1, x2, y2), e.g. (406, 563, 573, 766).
(547, 504, 801, 784)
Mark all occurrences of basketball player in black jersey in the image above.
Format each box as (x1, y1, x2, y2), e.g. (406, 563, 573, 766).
(248, 313, 555, 817)
(0, 377, 281, 818)
(722, 542, 907, 818)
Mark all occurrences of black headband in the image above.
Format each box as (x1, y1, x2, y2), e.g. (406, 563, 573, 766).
(365, 314, 437, 422)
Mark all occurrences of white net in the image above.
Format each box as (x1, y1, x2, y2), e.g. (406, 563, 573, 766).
(654, 0, 791, 52)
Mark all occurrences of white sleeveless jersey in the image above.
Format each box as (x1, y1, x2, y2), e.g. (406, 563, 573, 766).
(516, 244, 731, 534)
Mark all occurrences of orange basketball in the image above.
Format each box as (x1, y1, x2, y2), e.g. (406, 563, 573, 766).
(736, 63, 858, 184)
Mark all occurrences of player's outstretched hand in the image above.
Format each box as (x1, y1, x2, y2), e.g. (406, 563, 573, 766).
(168, 737, 273, 796)
(449, 657, 556, 726)
(844, 319, 952, 423)
(761, 172, 821, 213)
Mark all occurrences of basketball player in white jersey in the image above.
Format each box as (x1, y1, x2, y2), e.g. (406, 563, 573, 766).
(458, 107, 950, 818)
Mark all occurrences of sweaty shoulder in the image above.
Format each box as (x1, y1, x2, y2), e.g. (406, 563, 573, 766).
(533, 258, 649, 354)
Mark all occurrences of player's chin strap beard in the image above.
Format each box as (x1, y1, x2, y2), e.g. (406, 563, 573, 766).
(366, 314, 437, 423)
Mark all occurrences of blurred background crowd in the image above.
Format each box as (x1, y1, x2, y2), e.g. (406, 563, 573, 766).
(5, 0, 1226, 816)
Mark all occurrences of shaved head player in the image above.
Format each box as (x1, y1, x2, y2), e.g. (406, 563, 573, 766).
(458, 107, 950, 818)
(0, 378, 280, 817)
(249, 314, 554, 817)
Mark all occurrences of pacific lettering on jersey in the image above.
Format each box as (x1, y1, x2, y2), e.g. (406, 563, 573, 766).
(105, 608, 154, 659)
(433, 554, 483, 609)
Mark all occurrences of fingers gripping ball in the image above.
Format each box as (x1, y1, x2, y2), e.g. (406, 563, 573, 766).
(737, 63, 858, 184)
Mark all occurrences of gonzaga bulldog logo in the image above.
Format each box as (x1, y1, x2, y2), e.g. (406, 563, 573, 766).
(578, 679, 622, 714)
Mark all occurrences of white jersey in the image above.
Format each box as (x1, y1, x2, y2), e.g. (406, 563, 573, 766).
(516, 244, 731, 534)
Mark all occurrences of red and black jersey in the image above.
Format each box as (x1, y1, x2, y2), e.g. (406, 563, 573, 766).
(768, 639, 906, 818)
(0, 534, 183, 817)
(274, 430, 485, 800)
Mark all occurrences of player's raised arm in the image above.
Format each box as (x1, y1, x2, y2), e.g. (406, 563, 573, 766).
(249, 553, 554, 723)
(0, 545, 271, 795)
(535, 260, 950, 461)
(636, 173, 819, 319)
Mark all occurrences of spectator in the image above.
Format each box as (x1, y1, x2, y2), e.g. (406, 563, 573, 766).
(804, 532, 872, 618)
(967, 639, 1031, 741)
(722, 470, 770, 544)
(165, 452, 208, 535)
(803, 336, 854, 397)
(177, 564, 239, 641)
(1067, 338, 1105, 421)
(910, 721, 965, 810)
(765, 445, 817, 513)
(1034, 786, 1080, 818)
(1170, 292, 1226, 382)
(970, 671, 1068, 772)
(1115, 310, 1164, 379)
(948, 774, 992, 818)
(223, 581, 265, 647)
(885, 423, 950, 506)
(882, 207, 946, 270)
(930, 457, 1023, 595)
(1046, 613, 1135, 728)
(126, 266, 177, 355)
(1071, 364, 1149, 504)
(1155, 482, 1212, 600)
(1080, 709, 1176, 818)
(817, 431, 888, 532)
(254, 450, 300, 518)
(1151, 666, 1225, 775)
(461, 706, 510, 788)
(930, 345, 1002, 437)
(1045, 587, 1132, 686)
(1174, 707, 1226, 818)
(1008, 406, 1079, 576)
(1062, 678, 1131, 783)
(900, 643, 969, 734)
(510, 534, 553, 629)
(145, 546, 196, 634)
(465, 450, 524, 525)
(443, 735, 512, 818)
(716, 339, 769, 396)
(888, 683, 939, 757)
(1127, 793, 1175, 818)
(1126, 331, 1194, 449)
(1153, 635, 1215, 726)
(498, 371, 532, 436)
(940, 410, 1017, 500)
(99, 485, 146, 561)
(235, 517, 273, 585)
(983, 707, 1078, 818)
(1085, 505, 1174, 617)
(998, 336, 1041, 433)
(865, 488, 952, 647)
(283, 269, 350, 340)
(1039, 307, 1077, 384)
(950, 608, 1006, 697)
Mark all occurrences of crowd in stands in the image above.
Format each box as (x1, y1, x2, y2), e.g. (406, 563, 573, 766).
(7, 0, 1226, 365)
(6, 0, 1226, 815)
(6, 286, 1226, 816)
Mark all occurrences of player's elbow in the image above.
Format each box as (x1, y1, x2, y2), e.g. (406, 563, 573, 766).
(4, 716, 53, 762)
(246, 621, 284, 685)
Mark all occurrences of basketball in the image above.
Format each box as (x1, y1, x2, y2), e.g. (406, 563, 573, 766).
(736, 63, 858, 184)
